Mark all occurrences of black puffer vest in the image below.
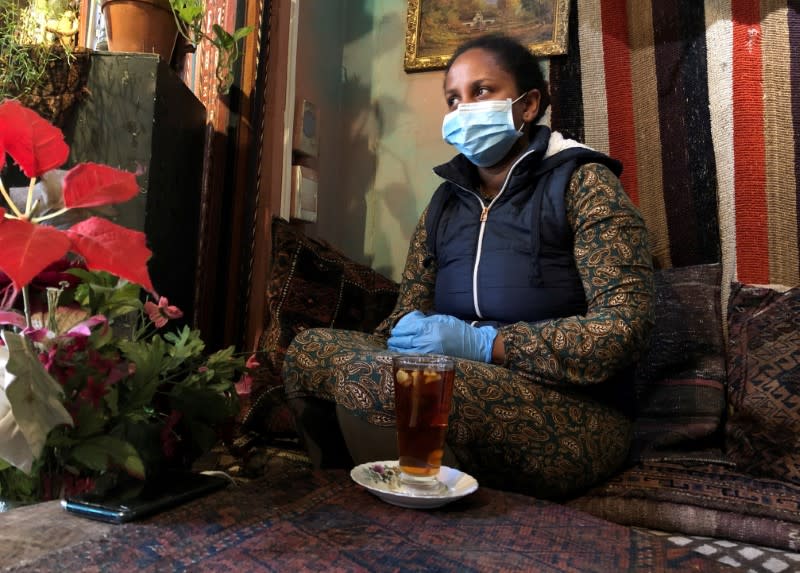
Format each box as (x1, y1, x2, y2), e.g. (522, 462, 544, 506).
(426, 126, 622, 325)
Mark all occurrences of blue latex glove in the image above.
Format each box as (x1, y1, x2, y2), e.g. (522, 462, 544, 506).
(387, 310, 497, 363)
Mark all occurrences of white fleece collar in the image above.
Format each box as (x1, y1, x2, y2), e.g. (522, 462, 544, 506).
(543, 131, 591, 159)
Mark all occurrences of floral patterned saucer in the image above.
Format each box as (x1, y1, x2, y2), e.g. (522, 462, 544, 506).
(350, 461, 478, 509)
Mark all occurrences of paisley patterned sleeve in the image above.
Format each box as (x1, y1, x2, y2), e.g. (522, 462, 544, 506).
(373, 208, 437, 338)
(500, 163, 654, 386)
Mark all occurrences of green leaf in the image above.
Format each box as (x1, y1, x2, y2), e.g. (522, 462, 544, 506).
(183, 419, 218, 455)
(170, 386, 237, 424)
(69, 435, 145, 478)
(44, 430, 79, 448)
(0, 331, 74, 474)
(68, 270, 143, 318)
(110, 421, 162, 475)
(233, 26, 253, 41)
(169, 0, 204, 33)
(204, 345, 245, 382)
(72, 402, 108, 438)
(164, 326, 205, 364)
(118, 336, 168, 409)
(0, 464, 40, 501)
(105, 383, 120, 418)
(211, 24, 234, 49)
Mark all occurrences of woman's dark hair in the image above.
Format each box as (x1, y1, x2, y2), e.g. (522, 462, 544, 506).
(445, 34, 550, 124)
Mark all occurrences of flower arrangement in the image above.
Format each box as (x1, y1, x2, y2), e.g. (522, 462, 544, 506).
(0, 99, 253, 502)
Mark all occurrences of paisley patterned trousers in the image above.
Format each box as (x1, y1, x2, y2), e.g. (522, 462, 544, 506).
(283, 328, 632, 499)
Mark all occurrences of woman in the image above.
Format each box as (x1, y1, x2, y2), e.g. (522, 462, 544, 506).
(283, 34, 654, 499)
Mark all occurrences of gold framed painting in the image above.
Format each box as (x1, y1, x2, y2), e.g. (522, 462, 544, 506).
(404, 0, 571, 73)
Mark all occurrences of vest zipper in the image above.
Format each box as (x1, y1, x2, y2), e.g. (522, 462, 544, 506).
(460, 147, 541, 319)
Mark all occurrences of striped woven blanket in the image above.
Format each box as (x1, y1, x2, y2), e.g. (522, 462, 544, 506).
(550, 0, 799, 291)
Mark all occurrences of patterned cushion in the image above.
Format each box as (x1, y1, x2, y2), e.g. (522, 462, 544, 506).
(568, 459, 800, 552)
(725, 283, 800, 484)
(242, 218, 399, 438)
(628, 264, 727, 462)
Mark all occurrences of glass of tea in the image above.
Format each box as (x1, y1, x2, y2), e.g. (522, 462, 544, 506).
(392, 354, 455, 494)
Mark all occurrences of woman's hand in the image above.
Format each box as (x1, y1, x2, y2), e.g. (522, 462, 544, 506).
(387, 310, 497, 363)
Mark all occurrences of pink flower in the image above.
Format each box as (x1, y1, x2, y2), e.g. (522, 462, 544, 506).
(144, 296, 183, 328)
(235, 354, 261, 396)
(245, 354, 261, 370)
(78, 376, 108, 408)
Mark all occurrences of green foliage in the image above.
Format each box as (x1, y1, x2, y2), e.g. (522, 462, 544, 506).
(520, 0, 551, 18)
(169, 0, 252, 94)
(0, 0, 74, 100)
(170, 0, 204, 38)
(0, 462, 39, 500)
(70, 269, 143, 320)
(0, 270, 250, 502)
(70, 435, 145, 477)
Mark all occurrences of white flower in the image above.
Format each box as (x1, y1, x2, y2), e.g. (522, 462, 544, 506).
(0, 331, 73, 474)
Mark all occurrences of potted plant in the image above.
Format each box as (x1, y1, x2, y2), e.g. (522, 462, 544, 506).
(100, 0, 179, 66)
(169, 0, 252, 95)
(0, 1, 90, 127)
(0, 100, 256, 502)
(101, 0, 251, 95)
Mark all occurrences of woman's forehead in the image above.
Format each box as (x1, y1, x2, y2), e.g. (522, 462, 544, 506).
(445, 48, 512, 89)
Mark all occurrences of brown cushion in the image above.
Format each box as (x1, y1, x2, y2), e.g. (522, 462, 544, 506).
(628, 264, 727, 462)
(242, 218, 399, 438)
(725, 282, 800, 483)
(568, 459, 800, 551)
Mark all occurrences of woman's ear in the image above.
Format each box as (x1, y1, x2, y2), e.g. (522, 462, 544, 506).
(522, 90, 541, 123)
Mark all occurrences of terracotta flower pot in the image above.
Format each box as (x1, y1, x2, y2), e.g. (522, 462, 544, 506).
(101, 0, 178, 63)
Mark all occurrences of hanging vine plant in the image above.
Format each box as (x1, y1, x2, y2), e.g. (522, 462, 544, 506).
(169, 0, 252, 95)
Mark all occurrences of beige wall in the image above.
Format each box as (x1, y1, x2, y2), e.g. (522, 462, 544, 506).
(344, 2, 453, 281)
(292, 1, 555, 282)
(296, 0, 452, 281)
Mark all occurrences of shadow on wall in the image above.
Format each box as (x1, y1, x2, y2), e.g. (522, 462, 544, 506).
(328, 6, 414, 275)
(370, 68, 422, 275)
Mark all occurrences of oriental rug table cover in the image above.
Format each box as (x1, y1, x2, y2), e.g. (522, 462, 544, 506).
(0, 468, 732, 572)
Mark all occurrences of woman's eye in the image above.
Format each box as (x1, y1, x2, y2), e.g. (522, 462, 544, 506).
(477, 87, 490, 97)
(447, 97, 459, 108)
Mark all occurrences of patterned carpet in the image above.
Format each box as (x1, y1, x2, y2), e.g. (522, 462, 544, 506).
(2, 441, 797, 571)
(0, 443, 734, 573)
(206, 440, 800, 573)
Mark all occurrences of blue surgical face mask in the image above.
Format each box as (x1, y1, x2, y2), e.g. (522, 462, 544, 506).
(441, 92, 527, 167)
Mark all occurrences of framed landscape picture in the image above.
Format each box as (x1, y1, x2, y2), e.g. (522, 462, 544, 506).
(404, 0, 570, 73)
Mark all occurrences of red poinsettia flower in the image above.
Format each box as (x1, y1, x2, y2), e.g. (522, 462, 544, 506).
(0, 100, 69, 177)
(3, 258, 88, 292)
(62, 162, 139, 208)
(0, 258, 87, 312)
(0, 218, 72, 288)
(0, 100, 155, 294)
(65, 217, 154, 292)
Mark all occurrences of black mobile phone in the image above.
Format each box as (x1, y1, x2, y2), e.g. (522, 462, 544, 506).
(61, 470, 230, 524)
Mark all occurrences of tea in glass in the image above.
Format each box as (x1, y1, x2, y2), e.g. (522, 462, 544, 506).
(392, 354, 455, 492)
